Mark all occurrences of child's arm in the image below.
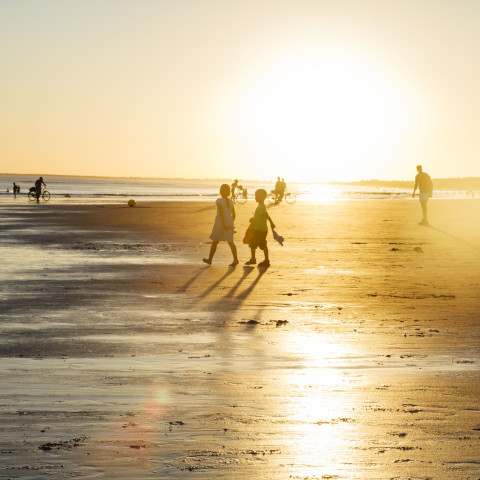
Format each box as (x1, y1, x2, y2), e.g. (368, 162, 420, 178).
(231, 206, 236, 222)
(265, 211, 275, 230)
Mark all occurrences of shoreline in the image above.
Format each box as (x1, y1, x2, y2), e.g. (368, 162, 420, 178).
(3, 171, 480, 188)
(1, 194, 479, 208)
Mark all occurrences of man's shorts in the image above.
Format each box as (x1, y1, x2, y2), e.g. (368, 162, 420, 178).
(249, 229, 267, 250)
(419, 193, 431, 201)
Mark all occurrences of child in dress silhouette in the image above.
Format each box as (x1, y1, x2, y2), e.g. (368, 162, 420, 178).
(203, 184, 239, 266)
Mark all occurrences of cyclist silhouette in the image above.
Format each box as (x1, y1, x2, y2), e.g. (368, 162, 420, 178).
(35, 177, 46, 203)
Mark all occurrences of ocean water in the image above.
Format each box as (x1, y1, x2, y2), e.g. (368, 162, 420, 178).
(0, 174, 468, 204)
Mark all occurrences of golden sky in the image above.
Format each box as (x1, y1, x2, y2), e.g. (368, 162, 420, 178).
(1, 0, 480, 181)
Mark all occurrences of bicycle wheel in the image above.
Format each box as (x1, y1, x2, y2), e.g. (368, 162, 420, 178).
(28, 191, 37, 201)
(285, 192, 296, 204)
(42, 191, 51, 201)
(267, 192, 277, 205)
(235, 194, 247, 205)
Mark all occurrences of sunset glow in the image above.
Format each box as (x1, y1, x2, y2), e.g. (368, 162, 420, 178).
(223, 47, 421, 181)
(1, 1, 479, 180)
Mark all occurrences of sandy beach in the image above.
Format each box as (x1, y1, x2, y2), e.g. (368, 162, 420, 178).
(1, 199, 479, 479)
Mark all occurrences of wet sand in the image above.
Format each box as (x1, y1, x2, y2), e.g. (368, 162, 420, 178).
(1, 199, 479, 479)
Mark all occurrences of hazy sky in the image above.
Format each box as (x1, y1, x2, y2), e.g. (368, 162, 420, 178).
(1, 0, 480, 181)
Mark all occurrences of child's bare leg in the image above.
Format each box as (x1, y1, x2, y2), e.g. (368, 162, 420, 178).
(245, 247, 256, 265)
(209, 241, 219, 260)
(258, 245, 270, 266)
(228, 242, 238, 265)
(203, 241, 218, 265)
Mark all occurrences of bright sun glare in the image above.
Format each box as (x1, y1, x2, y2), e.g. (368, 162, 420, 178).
(227, 48, 415, 181)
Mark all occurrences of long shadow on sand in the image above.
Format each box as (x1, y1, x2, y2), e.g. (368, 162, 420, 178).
(184, 265, 269, 326)
(193, 265, 269, 310)
(223, 266, 256, 298)
(226, 266, 268, 301)
(196, 265, 236, 299)
(177, 267, 209, 293)
(210, 266, 269, 329)
(429, 225, 480, 252)
(209, 266, 268, 311)
(193, 205, 216, 213)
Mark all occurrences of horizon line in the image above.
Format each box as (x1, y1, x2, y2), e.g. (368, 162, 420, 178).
(2, 172, 480, 184)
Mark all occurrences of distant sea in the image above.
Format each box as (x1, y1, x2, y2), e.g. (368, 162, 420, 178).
(0, 174, 476, 205)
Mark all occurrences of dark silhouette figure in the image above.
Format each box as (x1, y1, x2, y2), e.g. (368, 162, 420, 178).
(230, 179, 238, 203)
(272, 177, 287, 203)
(412, 165, 433, 226)
(245, 189, 275, 267)
(280, 178, 286, 201)
(274, 177, 282, 203)
(13, 183, 17, 198)
(203, 184, 239, 266)
(35, 177, 46, 202)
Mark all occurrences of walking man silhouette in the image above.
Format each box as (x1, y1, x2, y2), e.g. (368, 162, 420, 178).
(412, 165, 433, 226)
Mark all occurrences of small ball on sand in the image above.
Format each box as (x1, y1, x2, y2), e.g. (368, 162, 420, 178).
(128, 199, 136, 207)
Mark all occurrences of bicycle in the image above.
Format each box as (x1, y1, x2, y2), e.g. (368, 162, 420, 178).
(233, 191, 248, 204)
(268, 190, 296, 205)
(28, 188, 50, 201)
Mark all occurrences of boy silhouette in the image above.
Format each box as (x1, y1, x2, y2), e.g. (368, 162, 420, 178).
(245, 189, 275, 267)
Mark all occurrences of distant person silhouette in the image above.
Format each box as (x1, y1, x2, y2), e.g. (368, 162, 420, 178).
(35, 176, 46, 202)
(13, 183, 17, 198)
(203, 184, 239, 266)
(245, 189, 276, 267)
(412, 165, 433, 226)
(231, 179, 239, 202)
(274, 177, 283, 203)
(279, 178, 286, 201)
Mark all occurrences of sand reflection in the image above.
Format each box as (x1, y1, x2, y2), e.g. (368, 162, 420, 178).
(279, 332, 355, 476)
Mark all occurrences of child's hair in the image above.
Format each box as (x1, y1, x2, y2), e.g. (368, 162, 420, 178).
(219, 184, 231, 198)
(255, 188, 268, 201)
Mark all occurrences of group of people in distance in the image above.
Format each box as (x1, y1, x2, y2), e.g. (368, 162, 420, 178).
(230, 179, 247, 202)
(203, 184, 275, 268)
(12, 182, 21, 197)
(231, 177, 287, 204)
(203, 165, 433, 267)
(10, 177, 46, 202)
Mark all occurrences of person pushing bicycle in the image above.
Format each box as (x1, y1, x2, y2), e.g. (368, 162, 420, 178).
(34, 176, 46, 202)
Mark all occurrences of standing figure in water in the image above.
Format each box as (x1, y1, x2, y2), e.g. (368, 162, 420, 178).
(203, 184, 239, 266)
(412, 165, 433, 226)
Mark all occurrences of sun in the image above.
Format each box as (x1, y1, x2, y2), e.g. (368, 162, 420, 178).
(222, 47, 416, 181)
